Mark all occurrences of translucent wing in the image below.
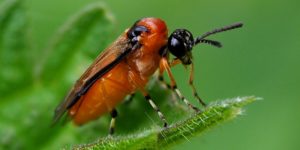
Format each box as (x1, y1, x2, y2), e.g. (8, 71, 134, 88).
(53, 33, 134, 124)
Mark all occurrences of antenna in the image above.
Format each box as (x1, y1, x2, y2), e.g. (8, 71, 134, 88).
(194, 22, 243, 45)
(196, 39, 222, 48)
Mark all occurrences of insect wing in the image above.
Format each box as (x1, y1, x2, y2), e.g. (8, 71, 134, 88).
(53, 33, 131, 124)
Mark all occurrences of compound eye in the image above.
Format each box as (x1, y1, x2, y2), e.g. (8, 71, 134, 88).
(168, 36, 186, 58)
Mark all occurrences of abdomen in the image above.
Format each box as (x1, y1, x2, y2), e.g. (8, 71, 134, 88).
(69, 62, 135, 125)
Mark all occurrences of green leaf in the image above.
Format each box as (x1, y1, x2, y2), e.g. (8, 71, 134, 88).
(73, 96, 257, 150)
(37, 3, 115, 85)
(0, 0, 31, 96)
(0, 2, 115, 150)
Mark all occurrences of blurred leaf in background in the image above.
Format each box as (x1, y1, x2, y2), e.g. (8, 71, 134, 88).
(0, 0, 118, 149)
(0, 0, 31, 97)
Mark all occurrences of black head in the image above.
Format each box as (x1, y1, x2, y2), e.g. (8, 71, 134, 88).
(167, 22, 243, 65)
(168, 29, 194, 65)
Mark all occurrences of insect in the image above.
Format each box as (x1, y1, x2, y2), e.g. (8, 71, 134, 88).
(53, 17, 243, 135)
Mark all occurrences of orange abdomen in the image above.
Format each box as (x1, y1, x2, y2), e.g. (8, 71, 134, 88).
(67, 17, 168, 125)
(69, 62, 135, 125)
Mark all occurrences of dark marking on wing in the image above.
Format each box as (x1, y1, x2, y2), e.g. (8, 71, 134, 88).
(65, 44, 136, 109)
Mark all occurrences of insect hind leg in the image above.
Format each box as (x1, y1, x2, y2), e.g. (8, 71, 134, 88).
(109, 109, 118, 135)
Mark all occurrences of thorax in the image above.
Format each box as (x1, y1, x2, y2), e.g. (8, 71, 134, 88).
(126, 45, 162, 80)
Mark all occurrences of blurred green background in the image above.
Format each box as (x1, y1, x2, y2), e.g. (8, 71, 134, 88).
(0, 0, 299, 149)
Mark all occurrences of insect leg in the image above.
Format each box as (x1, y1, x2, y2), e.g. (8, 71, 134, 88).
(158, 74, 171, 89)
(158, 58, 182, 89)
(124, 93, 136, 104)
(160, 58, 200, 112)
(158, 72, 181, 106)
(143, 92, 168, 127)
(157, 58, 183, 104)
(109, 109, 118, 135)
(189, 63, 206, 107)
(170, 58, 182, 67)
(128, 70, 168, 127)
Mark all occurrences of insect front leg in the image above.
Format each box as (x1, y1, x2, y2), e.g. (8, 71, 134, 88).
(189, 63, 206, 107)
(109, 109, 118, 135)
(158, 58, 187, 106)
(160, 58, 200, 112)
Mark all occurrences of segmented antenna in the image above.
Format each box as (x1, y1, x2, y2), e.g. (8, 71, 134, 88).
(196, 39, 222, 48)
(194, 22, 243, 45)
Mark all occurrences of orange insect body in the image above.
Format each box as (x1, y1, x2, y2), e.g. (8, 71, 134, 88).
(69, 18, 168, 125)
(54, 17, 243, 132)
